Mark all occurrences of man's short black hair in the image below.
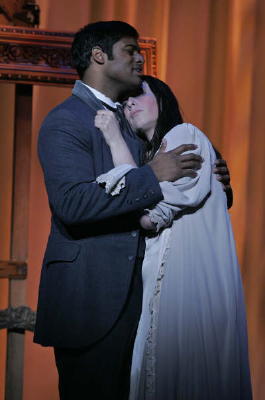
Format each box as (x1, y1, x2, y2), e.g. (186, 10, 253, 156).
(71, 21, 139, 79)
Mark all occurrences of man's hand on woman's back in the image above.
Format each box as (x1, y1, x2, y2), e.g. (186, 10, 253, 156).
(148, 144, 203, 182)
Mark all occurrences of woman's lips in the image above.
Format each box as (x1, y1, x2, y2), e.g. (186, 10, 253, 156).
(131, 109, 142, 117)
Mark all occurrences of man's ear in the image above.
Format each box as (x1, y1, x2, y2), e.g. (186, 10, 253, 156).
(91, 46, 106, 65)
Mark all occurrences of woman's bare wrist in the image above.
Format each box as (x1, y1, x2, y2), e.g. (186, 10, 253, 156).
(108, 134, 125, 148)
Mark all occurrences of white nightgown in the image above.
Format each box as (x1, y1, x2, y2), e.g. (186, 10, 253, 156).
(129, 123, 252, 400)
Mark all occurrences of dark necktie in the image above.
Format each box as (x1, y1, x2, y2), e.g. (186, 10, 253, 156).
(100, 101, 136, 138)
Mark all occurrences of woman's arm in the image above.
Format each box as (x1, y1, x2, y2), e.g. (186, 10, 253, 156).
(95, 109, 156, 229)
(95, 110, 137, 167)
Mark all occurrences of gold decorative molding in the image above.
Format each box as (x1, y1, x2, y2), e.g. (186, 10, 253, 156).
(138, 36, 157, 77)
(0, 25, 157, 86)
(0, 1, 40, 27)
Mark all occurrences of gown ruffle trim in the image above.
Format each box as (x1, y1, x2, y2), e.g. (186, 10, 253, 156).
(96, 164, 135, 196)
(144, 229, 172, 398)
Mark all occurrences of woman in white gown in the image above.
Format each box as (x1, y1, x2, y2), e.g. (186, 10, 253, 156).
(95, 76, 252, 400)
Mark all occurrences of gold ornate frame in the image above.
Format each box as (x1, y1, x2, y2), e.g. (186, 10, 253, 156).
(0, 25, 157, 86)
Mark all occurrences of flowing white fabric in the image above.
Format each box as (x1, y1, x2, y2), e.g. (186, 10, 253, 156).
(129, 123, 252, 400)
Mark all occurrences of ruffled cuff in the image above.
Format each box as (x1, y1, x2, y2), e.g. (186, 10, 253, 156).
(147, 204, 175, 232)
(96, 164, 136, 196)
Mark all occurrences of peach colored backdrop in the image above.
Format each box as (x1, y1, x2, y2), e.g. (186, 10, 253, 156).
(0, 0, 264, 399)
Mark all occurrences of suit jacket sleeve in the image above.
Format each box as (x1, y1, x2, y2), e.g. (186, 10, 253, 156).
(38, 108, 163, 225)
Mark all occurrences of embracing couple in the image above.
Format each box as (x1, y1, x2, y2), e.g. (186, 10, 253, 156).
(34, 21, 252, 400)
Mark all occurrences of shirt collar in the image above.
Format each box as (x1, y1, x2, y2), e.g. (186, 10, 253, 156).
(81, 81, 120, 109)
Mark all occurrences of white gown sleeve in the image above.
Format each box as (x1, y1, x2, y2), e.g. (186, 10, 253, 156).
(148, 123, 216, 231)
(96, 164, 136, 196)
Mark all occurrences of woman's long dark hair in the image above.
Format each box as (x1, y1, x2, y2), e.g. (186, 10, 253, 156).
(140, 75, 183, 162)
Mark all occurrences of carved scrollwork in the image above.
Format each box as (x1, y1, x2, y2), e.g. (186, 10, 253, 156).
(0, 43, 72, 68)
(0, 0, 40, 27)
(0, 25, 74, 37)
(0, 71, 75, 85)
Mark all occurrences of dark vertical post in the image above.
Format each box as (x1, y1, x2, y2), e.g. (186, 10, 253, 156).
(5, 84, 32, 400)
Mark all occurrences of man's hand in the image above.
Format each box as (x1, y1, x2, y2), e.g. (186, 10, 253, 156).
(213, 159, 231, 191)
(148, 144, 203, 182)
(213, 158, 233, 208)
(139, 214, 156, 231)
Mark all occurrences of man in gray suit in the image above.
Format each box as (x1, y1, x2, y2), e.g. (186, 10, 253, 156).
(34, 21, 218, 400)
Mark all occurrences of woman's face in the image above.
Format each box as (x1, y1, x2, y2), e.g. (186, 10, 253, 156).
(124, 81, 159, 139)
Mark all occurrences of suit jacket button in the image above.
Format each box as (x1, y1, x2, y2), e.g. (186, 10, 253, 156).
(128, 255, 134, 261)
(143, 194, 148, 199)
(131, 231, 137, 237)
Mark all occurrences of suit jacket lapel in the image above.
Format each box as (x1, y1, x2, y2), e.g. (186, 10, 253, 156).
(72, 80, 143, 165)
(72, 80, 104, 112)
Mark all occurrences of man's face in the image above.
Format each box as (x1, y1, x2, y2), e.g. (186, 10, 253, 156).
(104, 37, 144, 93)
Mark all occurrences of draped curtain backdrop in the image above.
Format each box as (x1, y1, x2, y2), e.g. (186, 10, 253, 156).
(0, 0, 264, 399)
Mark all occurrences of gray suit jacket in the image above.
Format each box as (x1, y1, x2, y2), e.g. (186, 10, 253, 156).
(34, 81, 163, 347)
